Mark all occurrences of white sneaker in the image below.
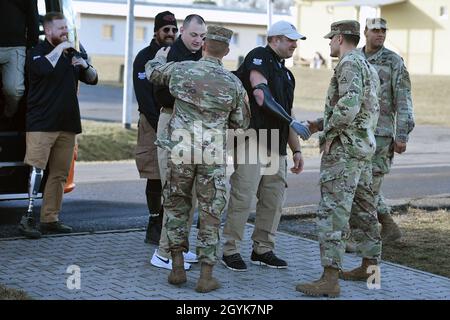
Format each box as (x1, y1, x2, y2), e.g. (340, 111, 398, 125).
(183, 251, 198, 263)
(150, 249, 191, 270)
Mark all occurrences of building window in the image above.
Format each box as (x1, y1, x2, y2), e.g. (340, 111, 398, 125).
(230, 33, 239, 46)
(256, 34, 267, 47)
(135, 26, 146, 41)
(440, 6, 448, 20)
(102, 24, 114, 40)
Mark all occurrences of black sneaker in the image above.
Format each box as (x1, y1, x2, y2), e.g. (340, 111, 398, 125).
(221, 253, 247, 272)
(40, 221, 73, 234)
(18, 216, 41, 239)
(250, 251, 288, 269)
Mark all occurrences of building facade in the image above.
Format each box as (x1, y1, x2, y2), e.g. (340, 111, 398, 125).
(295, 0, 450, 75)
(72, 0, 295, 82)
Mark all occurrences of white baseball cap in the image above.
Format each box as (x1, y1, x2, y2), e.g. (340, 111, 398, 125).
(267, 20, 306, 40)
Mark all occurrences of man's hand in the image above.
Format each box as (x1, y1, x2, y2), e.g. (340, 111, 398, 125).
(46, 41, 74, 67)
(155, 46, 170, 59)
(291, 152, 304, 174)
(307, 120, 321, 134)
(253, 88, 264, 106)
(394, 140, 407, 154)
(59, 41, 75, 52)
(72, 56, 88, 69)
(291, 120, 311, 140)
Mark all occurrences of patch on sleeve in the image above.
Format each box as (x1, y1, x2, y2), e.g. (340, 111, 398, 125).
(340, 76, 348, 84)
(138, 72, 146, 80)
(252, 58, 263, 66)
(32, 55, 41, 60)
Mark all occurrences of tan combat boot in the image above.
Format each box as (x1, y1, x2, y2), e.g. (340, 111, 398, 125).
(378, 213, 402, 242)
(168, 250, 187, 285)
(295, 267, 340, 298)
(340, 258, 378, 281)
(195, 263, 220, 293)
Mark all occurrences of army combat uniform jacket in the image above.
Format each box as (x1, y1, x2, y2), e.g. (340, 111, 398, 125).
(145, 54, 250, 264)
(146, 55, 250, 157)
(361, 46, 415, 142)
(320, 49, 380, 161)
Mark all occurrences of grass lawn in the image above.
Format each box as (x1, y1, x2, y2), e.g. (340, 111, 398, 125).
(383, 208, 450, 278)
(77, 120, 138, 161)
(78, 68, 449, 161)
(278, 207, 450, 278)
(291, 66, 450, 127)
(0, 284, 31, 300)
(77, 120, 321, 162)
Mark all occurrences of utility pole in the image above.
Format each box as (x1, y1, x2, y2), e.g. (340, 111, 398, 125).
(122, 0, 135, 129)
(267, 0, 273, 31)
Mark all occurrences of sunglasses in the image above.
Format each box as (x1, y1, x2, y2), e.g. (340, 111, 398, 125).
(162, 27, 178, 33)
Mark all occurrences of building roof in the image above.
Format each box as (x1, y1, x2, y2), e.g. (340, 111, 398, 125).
(333, 0, 406, 7)
(72, 0, 294, 26)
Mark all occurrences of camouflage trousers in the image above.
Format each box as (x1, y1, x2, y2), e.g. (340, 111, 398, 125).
(317, 142, 381, 269)
(372, 136, 394, 216)
(163, 160, 227, 265)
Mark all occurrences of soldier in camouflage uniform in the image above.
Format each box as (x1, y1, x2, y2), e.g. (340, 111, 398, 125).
(145, 25, 250, 293)
(296, 20, 381, 298)
(361, 18, 415, 242)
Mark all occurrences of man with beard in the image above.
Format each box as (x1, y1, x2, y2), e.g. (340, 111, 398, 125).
(150, 14, 206, 271)
(133, 11, 178, 246)
(18, 12, 98, 239)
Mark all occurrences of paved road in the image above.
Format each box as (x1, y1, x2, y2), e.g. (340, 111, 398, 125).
(77, 83, 324, 124)
(1, 84, 449, 237)
(78, 84, 140, 123)
(1, 154, 449, 237)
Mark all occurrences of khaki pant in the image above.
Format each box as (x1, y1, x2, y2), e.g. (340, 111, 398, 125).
(157, 110, 197, 259)
(0, 46, 26, 117)
(24, 131, 75, 223)
(223, 136, 287, 256)
(135, 113, 160, 179)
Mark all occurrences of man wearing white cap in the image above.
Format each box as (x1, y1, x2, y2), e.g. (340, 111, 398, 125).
(221, 20, 308, 271)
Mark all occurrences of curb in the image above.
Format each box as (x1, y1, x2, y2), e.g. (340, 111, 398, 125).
(281, 193, 450, 219)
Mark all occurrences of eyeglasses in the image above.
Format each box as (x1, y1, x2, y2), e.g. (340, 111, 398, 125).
(162, 27, 178, 33)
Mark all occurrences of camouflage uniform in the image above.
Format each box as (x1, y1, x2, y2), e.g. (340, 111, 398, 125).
(145, 31, 250, 265)
(361, 18, 415, 216)
(318, 43, 382, 269)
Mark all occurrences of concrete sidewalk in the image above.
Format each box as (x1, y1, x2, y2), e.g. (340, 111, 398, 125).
(1, 224, 449, 300)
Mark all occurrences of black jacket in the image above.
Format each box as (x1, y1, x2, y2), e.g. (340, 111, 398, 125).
(154, 36, 202, 109)
(133, 39, 161, 130)
(234, 45, 295, 156)
(26, 40, 98, 133)
(0, 0, 39, 48)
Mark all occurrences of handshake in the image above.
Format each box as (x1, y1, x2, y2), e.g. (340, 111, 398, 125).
(253, 83, 312, 140)
(290, 120, 311, 140)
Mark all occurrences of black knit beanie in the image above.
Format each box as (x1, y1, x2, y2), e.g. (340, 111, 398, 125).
(154, 11, 177, 32)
